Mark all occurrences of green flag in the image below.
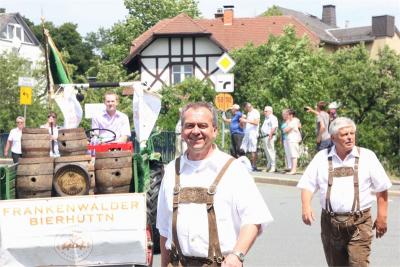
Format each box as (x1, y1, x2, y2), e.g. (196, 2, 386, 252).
(45, 30, 71, 84)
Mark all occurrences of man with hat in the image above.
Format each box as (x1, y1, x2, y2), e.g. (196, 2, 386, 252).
(297, 117, 391, 266)
(222, 104, 244, 158)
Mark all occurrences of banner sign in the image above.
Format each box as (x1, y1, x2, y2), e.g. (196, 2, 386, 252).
(0, 193, 148, 266)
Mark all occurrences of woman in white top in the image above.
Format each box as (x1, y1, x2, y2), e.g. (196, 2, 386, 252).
(40, 111, 60, 157)
(284, 109, 302, 174)
(4, 116, 25, 163)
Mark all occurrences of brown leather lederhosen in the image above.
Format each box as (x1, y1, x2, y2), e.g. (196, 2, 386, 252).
(321, 147, 373, 267)
(168, 157, 235, 267)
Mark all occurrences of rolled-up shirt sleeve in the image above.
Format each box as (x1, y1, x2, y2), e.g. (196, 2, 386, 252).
(367, 150, 392, 193)
(297, 154, 320, 193)
(232, 162, 273, 232)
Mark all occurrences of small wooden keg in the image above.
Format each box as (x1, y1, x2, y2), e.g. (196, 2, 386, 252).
(16, 157, 54, 198)
(94, 150, 132, 194)
(58, 128, 88, 156)
(21, 128, 50, 158)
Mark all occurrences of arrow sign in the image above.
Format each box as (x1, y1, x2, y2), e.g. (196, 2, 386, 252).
(215, 73, 234, 92)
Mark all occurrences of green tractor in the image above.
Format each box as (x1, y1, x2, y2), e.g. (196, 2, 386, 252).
(0, 82, 165, 266)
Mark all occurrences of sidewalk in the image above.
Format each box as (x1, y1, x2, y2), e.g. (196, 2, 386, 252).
(252, 170, 400, 196)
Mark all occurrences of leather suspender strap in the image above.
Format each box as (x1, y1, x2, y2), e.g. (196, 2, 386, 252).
(326, 147, 361, 214)
(207, 158, 235, 263)
(172, 157, 183, 260)
(171, 156, 235, 265)
(326, 156, 334, 212)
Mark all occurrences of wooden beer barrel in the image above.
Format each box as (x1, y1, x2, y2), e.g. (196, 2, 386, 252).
(21, 128, 50, 158)
(58, 128, 88, 156)
(95, 151, 132, 194)
(54, 155, 95, 195)
(16, 157, 54, 198)
(53, 164, 90, 196)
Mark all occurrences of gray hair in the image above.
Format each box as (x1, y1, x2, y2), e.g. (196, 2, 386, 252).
(329, 117, 357, 136)
(181, 102, 218, 128)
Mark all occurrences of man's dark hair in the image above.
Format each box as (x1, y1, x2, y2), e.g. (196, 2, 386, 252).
(180, 102, 218, 128)
(317, 101, 327, 111)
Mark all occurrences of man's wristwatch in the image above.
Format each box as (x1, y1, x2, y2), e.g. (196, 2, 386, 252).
(230, 251, 245, 262)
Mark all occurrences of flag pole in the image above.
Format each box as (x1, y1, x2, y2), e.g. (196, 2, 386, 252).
(41, 17, 53, 110)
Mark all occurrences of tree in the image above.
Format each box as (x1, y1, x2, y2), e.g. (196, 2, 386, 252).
(158, 78, 216, 130)
(0, 51, 49, 131)
(262, 5, 283, 17)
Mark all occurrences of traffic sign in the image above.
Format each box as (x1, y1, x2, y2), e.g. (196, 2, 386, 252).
(18, 77, 35, 87)
(215, 73, 234, 92)
(214, 93, 233, 111)
(20, 86, 32, 105)
(216, 53, 236, 73)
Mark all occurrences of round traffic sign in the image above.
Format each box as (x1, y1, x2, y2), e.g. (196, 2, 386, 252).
(214, 93, 233, 111)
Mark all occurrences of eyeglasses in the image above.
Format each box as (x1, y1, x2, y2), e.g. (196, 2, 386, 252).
(16, 121, 24, 124)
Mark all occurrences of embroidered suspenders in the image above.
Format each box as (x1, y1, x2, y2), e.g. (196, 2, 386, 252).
(325, 147, 361, 215)
(169, 157, 235, 267)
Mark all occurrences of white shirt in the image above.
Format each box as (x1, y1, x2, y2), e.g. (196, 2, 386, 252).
(156, 147, 273, 257)
(297, 146, 392, 213)
(40, 124, 60, 157)
(7, 128, 22, 154)
(287, 118, 301, 142)
(261, 114, 278, 136)
(91, 110, 131, 142)
(244, 109, 260, 134)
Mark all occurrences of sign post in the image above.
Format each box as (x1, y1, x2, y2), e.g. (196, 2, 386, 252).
(215, 93, 234, 149)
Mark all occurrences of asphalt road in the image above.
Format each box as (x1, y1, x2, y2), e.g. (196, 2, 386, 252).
(152, 183, 400, 267)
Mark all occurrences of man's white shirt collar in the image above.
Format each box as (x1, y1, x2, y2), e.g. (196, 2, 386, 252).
(328, 145, 360, 162)
(180, 145, 221, 173)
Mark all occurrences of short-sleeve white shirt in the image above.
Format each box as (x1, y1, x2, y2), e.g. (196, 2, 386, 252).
(244, 109, 260, 134)
(297, 146, 392, 212)
(156, 147, 273, 257)
(7, 128, 22, 154)
(261, 114, 278, 136)
(91, 110, 131, 142)
(287, 118, 301, 142)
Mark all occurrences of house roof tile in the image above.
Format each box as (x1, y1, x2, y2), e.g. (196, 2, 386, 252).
(123, 14, 320, 65)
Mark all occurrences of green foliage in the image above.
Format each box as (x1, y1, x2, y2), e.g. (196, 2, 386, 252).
(0, 51, 49, 131)
(262, 5, 283, 16)
(158, 78, 216, 130)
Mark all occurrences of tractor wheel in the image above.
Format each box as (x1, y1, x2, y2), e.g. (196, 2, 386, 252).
(147, 160, 164, 255)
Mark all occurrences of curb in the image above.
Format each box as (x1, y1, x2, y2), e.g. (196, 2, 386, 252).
(254, 175, 400, 197)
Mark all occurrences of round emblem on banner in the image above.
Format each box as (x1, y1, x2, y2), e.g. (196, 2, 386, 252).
(54, 226, 93, 262)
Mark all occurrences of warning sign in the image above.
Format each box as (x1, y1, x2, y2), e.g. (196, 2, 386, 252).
(20, 86, 32, 105)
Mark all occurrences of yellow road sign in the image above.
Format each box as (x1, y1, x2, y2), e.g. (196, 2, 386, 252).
(214, 93, 233, 111)
(216, 53, 236, 73)
(20, 86, 32, 105)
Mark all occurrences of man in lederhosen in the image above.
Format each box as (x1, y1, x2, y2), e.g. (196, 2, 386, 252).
(297, 117, 392, 266)
(157, 102, 273, 267)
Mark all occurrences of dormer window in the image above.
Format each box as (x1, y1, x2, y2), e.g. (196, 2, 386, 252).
(7, 23, 22, 40)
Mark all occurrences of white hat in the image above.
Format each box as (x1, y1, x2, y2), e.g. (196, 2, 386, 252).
(328, 101, 340, 109)
(231, 104, 240, 110)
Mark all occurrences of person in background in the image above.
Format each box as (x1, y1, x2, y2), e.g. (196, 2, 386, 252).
(297, 117, 391, 266)
(280, 109, 292, 171)
(260, 106, 278, 172)
(157, 102, 273, 267)
(91, 92, 131, 143)
(4, 116, 25, 163)
(284, 109, 302, 174)
(40, 111, 60, 157)
(222, 103, 244, 158)
(328, 101, 340, 124)
(306, 101, 332, 151)
(240, 102, 261, 172)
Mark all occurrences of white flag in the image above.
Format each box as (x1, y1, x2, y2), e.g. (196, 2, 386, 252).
(133, 87, 161, 148)
(54, 85, 83, 128)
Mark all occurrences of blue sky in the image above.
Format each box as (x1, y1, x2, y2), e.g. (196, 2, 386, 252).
(1, 0, 399, 35)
